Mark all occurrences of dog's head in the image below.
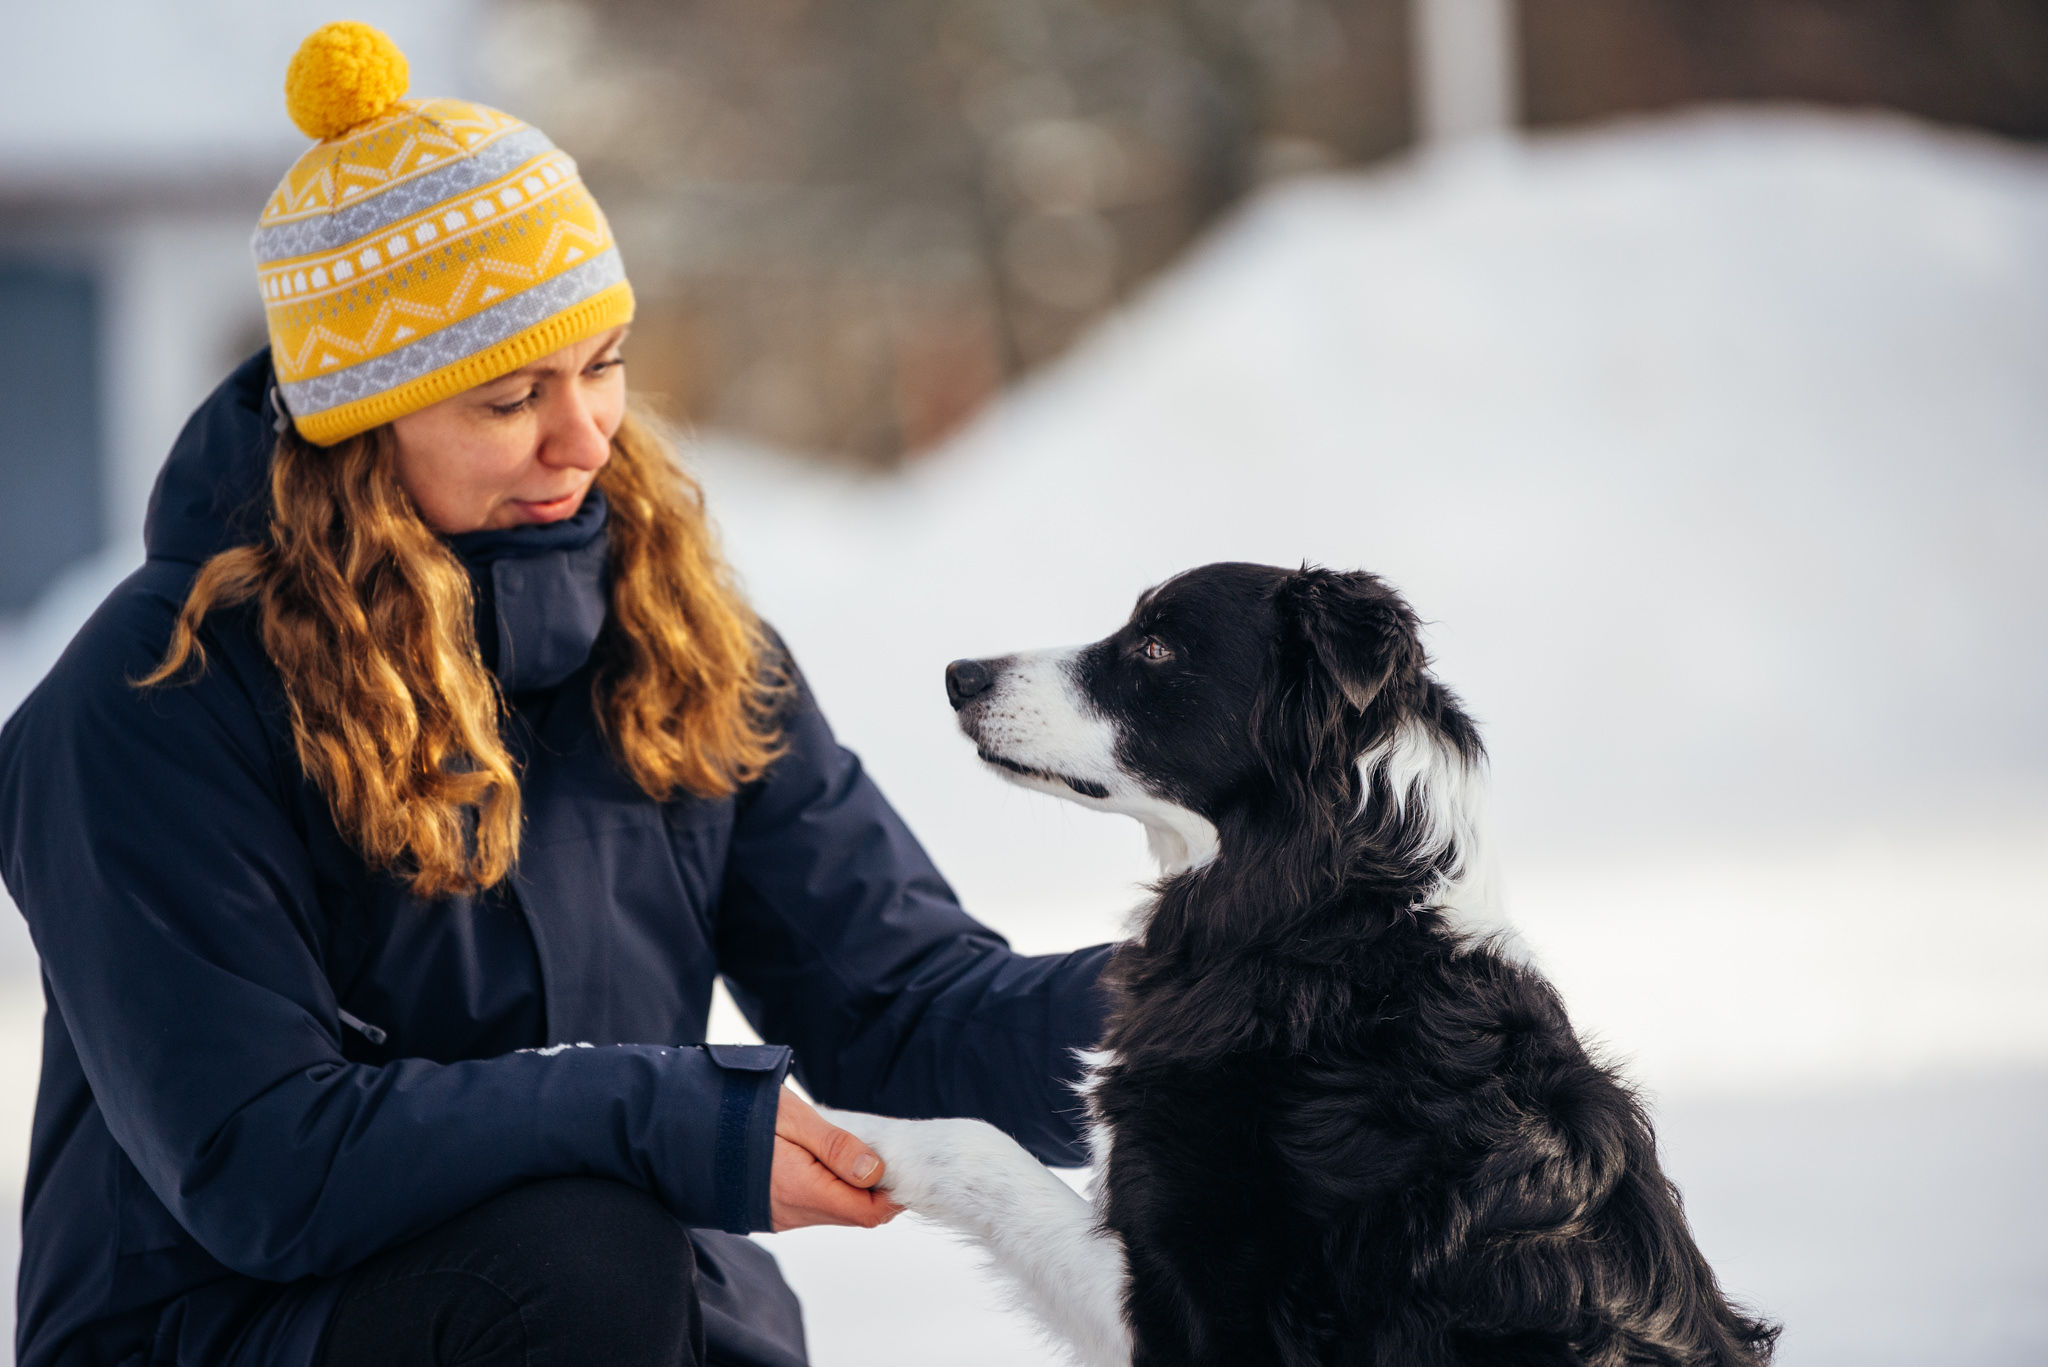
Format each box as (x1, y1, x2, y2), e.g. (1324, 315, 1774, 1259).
(947, 563, 1493, 919)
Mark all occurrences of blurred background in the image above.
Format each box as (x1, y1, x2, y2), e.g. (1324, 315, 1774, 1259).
(2, 1, 2045, 1362)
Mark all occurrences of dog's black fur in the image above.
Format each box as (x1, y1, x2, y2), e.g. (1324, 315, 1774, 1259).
(970, 564, 1777, 1367)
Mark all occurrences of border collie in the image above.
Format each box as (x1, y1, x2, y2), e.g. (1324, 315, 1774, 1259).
(833, 563, 1778, 1367)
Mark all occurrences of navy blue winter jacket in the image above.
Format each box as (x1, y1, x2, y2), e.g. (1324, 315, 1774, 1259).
(0, 351, 1110, 1367)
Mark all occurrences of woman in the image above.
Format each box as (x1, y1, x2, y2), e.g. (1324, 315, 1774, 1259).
(0, 24, 1107, 1367)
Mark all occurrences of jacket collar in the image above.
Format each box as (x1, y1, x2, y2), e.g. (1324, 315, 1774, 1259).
(446, 490, 610, 695)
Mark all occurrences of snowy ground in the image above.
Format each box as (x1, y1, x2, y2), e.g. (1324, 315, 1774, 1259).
(1, 107, 2045, 1362)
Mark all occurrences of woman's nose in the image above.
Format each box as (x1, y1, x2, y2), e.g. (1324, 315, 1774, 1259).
(537, 388, 613, 471)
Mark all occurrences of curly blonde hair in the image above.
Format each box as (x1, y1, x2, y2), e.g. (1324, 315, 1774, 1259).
(141, 406, 784, 897)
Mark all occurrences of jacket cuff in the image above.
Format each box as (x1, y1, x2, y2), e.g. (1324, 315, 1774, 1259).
(704, 1043, 790, 1234)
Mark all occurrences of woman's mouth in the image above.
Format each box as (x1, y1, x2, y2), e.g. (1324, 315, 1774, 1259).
(510, 489, 584, 523)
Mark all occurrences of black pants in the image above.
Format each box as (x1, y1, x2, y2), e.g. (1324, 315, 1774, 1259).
(317, 1178, 808, 1367)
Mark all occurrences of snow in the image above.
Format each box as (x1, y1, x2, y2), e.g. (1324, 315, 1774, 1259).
(1, 107, 2045, 1362)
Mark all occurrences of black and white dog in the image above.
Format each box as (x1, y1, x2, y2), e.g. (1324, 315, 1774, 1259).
(833, 563, 1778, 1367)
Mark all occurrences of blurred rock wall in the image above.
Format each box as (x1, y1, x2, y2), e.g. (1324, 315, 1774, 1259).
(485, 0, 2047, 465)
(1520, 0, 2048, 139)
(483, 0, 1413, 463)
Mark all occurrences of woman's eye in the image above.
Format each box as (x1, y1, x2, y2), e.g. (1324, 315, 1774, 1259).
(1142, 637, 1171, 663)
(489, 389, 538, 416)
(588, 356, 624, 376)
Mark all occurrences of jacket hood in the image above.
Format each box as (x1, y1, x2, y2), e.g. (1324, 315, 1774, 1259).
(143, 347, 286, 566)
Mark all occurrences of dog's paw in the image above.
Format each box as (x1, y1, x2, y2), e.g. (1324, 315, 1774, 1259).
(823, 1109, 1034, 1228)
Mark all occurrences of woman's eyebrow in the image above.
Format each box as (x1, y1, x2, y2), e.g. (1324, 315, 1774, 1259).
(496, 360, 565, 384)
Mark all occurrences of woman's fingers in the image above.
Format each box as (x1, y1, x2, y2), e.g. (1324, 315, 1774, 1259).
(767, 1088, 903, 1232)
(769, 1137, 903, 1231)
(774, 1087, 886, 1189)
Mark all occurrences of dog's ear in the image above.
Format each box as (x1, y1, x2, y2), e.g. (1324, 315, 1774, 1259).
(1279, 568, 1425, 712)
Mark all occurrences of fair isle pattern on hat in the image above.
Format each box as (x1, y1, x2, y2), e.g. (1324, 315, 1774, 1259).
(255, 89, 633, 445)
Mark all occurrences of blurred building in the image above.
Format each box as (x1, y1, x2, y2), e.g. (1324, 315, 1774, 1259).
(0, 1, 480, 615)
(0, 176, 266, 615)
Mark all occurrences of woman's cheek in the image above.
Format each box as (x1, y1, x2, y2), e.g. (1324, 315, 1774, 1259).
(595, 375, 629, 439)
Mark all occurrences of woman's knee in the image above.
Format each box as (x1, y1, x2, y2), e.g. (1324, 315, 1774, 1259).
(486, 1176, 697, 1292)
(322, 1177, 702, 1367)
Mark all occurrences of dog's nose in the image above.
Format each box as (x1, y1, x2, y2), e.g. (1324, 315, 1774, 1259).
(945, 659, 993, 710)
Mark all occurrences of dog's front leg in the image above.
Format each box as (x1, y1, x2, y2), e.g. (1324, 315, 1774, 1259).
(822, 1108, 1131, 1367)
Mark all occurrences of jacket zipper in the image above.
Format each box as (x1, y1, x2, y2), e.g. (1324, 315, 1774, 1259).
(336, 1008, 388, 1046)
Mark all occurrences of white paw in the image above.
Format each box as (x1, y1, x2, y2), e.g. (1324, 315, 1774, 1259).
(821, 1109, 1032, 1226)
(817, 1108, 1130, 1367)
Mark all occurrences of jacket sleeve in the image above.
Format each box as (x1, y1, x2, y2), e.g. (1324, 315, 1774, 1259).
(714, 646, 1112, 1167)
(0, 576, 788, 1282)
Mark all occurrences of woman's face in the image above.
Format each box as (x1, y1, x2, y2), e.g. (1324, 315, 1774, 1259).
(389, 326, 629, 534)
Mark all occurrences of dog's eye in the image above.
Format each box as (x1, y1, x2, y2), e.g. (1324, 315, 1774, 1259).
(1141, 637, 1171, 663)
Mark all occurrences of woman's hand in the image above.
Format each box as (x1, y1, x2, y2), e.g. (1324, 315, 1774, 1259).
(770, 1088, 902, 1232)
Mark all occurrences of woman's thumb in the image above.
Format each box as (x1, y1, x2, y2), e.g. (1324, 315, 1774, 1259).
(816, 1122, 885, 1187)
(778, 1089, 886, 1187)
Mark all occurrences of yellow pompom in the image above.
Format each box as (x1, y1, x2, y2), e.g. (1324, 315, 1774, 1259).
(284, 21, 410, 140)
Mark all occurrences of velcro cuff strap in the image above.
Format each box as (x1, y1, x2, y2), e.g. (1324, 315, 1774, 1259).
(706, 1042, 791, 1234)
(714, 1072, 753, 1235)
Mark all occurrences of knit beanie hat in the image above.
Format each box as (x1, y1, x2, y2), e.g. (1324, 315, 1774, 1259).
(256, 22, 634, 445)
